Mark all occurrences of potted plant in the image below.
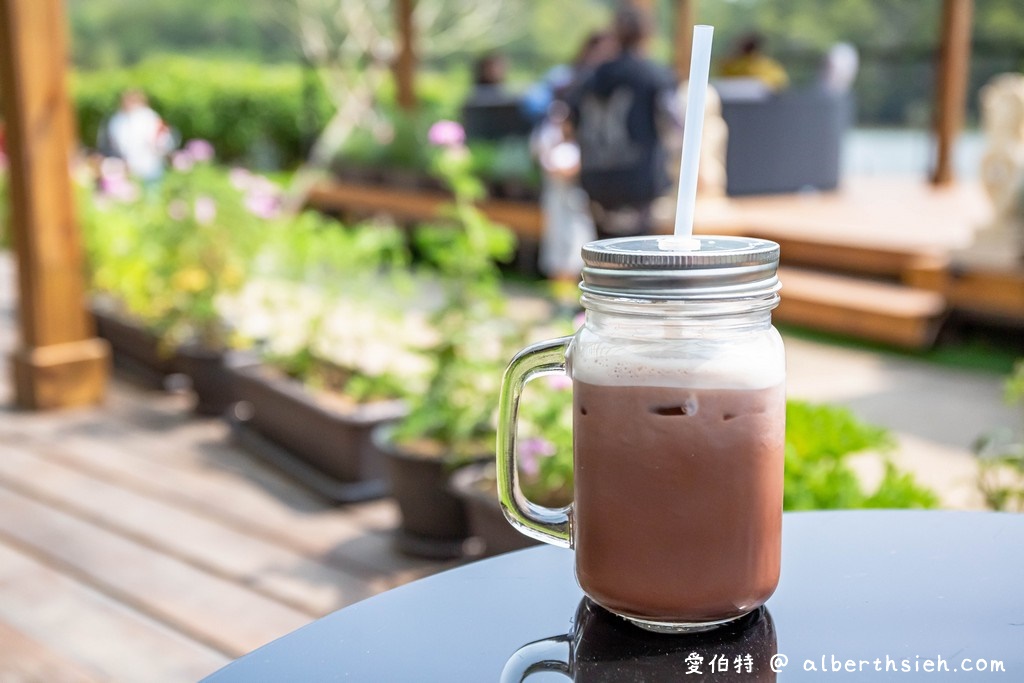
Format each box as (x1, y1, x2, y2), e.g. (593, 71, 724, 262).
(81, 162, 179, 384)
(148, 143, 276, 413)
(449, 369, 575, 557)
(82, 141, 272, 409)
(372, 120, 519, 559)
(224, 213, 422, 502)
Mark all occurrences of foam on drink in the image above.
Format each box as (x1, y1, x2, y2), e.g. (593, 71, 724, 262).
(570, 330, 785, 390)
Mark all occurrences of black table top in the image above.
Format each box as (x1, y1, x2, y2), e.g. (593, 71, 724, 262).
(203, 511, 1024, 682)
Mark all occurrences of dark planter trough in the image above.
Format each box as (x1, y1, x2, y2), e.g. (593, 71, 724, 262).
(227, 364, 406, 504)
(91, 307, 177, 387)
(448, 462, 541, 558)
(371, 425, 490, 560)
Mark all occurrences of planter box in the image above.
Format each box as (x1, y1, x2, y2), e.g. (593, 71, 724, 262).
(227, 364, 406, 504)
(371, 425, 490, 560)
(91, 307, 176, 386)
(177, 345, 256, 417)
(449, 462, 541, 558)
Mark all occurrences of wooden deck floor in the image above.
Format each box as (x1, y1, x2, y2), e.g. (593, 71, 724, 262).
(0, 268, 454, 681)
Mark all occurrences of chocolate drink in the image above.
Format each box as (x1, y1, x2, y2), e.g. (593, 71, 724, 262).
(572, 379, 785, 625)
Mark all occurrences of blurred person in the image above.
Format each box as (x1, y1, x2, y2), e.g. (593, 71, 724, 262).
(531, 31, 616, 303)
(532, 99, 595, 305)
(103, 89, 174, 184)
(570, 7, 678, 239)
(719, 32, 789, 91)
(464, 52, 511, 107)
(522, 30, 618, 124)
(819, 42, 859, 93)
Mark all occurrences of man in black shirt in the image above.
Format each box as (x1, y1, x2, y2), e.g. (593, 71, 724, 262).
(570, 6, 678, 239)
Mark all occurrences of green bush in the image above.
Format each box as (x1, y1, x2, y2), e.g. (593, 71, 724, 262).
(73, 55, 333, 168)
(785, 400, 938, 510)
(80, 152, 279, 349)
(973, 360, 1024, 512)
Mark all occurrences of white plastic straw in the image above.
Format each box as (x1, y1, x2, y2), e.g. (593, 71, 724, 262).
(672, 24, 715, 245)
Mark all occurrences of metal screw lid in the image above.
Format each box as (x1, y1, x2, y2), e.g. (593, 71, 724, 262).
(580, 235, 781, 300)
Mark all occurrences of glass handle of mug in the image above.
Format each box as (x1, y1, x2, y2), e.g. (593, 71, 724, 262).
(496, 336, 573, 548)
(499, 636, 571, 682)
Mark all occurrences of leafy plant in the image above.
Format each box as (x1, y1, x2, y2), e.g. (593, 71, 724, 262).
(516, 373, 575, 507)
(81, 141, 276, 350)
(390, 120, 519, 461)
(974, 360, 1024, 512)
(784, 400, 937, 510)
(243, 210, 419, 405)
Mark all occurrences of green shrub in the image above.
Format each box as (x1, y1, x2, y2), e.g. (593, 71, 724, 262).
(974, 359, 1024, 512)
(73, 55, 333, 168)
(785, 400, 938, 510)
(80, 151, 278, 349)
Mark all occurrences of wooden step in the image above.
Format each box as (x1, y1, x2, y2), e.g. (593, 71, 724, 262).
(691, 220, 948, 281)
(776, 267, 948, 349)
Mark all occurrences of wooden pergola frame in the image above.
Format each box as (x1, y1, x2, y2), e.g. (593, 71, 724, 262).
(0, 0, 974, 410)
(0, 0, 110, 410)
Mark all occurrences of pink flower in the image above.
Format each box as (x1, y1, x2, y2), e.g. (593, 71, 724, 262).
(428, 120, 465, 147)
(241, 174, 281, 219)
(546, 374, 573, 391)
(97, 159, 139, 203)
(229, 167, 252, 191)
(194, 196, 217, 225)
(519, 437, 556, 477)
(245, 192, 280, 220)
(171, 151, 194, 172)
(185, 139, 215, 163)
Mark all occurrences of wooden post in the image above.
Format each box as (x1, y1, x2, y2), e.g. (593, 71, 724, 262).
(673, 0, 697, 80)
(932, 0, 973, 185)
(394, 0, 417, 111)
(0, 0, 110, 409)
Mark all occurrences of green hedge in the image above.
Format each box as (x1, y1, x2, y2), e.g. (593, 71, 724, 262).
(73, 55, 334, 169)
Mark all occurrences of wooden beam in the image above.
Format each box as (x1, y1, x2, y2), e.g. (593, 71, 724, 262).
(673, 0, 697, 80)
(307, 179, 544, 239)
(394, 0, 417, 111)
(932, 0, 973, 185)
(0, 0, 110, 409)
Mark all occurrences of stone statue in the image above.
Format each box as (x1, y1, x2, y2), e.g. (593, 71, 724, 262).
(696, 84, 729, 200)
(969, 73, 1024, 265)
(654, 83, 730, 226)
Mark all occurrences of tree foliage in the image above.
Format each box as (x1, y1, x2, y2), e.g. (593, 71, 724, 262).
(67, 0, 1024, 126)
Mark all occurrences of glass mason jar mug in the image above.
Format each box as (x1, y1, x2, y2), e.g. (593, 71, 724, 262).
(497, 236, 786, 633)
